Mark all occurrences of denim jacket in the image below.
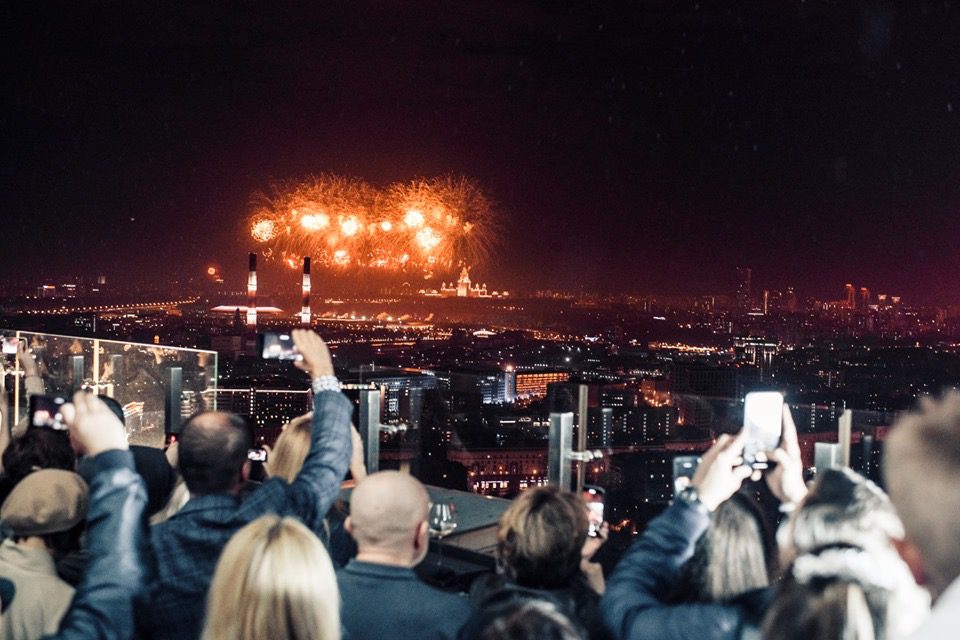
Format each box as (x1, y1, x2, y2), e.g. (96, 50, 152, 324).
(47, 449, 147, 640)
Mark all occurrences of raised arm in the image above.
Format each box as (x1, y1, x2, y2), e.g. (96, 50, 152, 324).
(282, 329, 353, 530)
(602, 434, 752, 640)
(49, 392, 147, 640)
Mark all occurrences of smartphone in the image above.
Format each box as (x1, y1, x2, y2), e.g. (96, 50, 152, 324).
(258, 332, 302, 361)
(742, 391, 784, 469)
(672, 455, 701, 498)
(582, 485, 605, 537)
(29, 395, 69, 430)
(247, 447, 268, 462)
(2, 336, 21, 355)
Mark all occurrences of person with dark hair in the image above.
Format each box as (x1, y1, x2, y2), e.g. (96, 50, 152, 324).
(478, 600, 586, 640)
(140, 329, 353, 640)
(0, 469, 88, 640)
(464, 485, 609, 640)
(0, 429, 76, 503)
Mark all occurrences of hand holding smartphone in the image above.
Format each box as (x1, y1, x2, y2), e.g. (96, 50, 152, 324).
(29, 395, 70, 430)
(582, 485, 605, 537)
(258, 332, 302, 361)
(742, 391, 784, 469)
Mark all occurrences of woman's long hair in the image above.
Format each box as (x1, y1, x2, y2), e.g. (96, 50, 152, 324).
(201, 515, 340, 640)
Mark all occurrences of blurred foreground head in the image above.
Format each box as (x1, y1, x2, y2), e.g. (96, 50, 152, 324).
(202, 515, 340, 640)
(884, 392, 960, 600)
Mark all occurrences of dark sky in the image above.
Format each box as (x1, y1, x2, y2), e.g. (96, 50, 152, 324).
(4, 1, 960, 302)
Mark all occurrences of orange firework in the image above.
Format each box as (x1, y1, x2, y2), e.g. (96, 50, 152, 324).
(247, 174, 495, 275)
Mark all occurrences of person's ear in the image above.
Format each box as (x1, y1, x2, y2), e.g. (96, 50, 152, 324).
(345, 516, 355, 538)
(241, 460, 251, 483)
(891, 536, 927, 587)
(414, 520, 429, 550)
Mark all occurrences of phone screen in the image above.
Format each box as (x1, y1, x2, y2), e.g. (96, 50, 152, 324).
(247, 447, 268, 462)
(672, 455, 701, 497)
(29, 395, 69, 430)
(258, 332, 302, 361)
(2, 337, 20, 355)
(582, 486, 605, 537)
(743, 391, 784, 469)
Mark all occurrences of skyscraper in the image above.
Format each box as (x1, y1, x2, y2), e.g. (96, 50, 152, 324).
(845, 283, 855, 309)
(736, 267, 752, 312)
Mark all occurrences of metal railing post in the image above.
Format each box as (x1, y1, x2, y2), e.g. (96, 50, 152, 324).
(360, 389, 382, 474)
(70, 355, 85, 392)
(165, 367, 183, 436)
(548, 412, 574, 490)
(576, 384, 589, 494)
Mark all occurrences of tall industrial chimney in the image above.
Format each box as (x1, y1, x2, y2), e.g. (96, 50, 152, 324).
(301, 256, 312, 325)
(246, 252, 258, 328)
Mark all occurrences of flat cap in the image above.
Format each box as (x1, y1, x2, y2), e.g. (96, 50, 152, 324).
(0, 469, 88, 536)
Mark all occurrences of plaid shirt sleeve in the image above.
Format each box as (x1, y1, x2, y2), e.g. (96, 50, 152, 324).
(241, 389, 354, 530)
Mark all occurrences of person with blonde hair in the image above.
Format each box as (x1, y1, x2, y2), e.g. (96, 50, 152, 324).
(201, 515, 340, 640)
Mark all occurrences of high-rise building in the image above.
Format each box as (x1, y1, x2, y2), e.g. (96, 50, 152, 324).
(845, 283, 856, 309)
(736, 267, 752, 312)
(859, 287, 870, 310)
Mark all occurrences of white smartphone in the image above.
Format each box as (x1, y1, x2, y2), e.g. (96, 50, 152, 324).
(742, 391, 783, 469)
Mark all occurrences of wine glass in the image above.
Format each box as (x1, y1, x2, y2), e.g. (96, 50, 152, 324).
(428, 501, 458, 566)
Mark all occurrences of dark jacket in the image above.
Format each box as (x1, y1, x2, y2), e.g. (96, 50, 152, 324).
(601, 501, 771, 640)
(337, 560, 473, 640)
(46, 449, 148, 640)
(462, 574, 609, 640)
(140, 390, 353, 640)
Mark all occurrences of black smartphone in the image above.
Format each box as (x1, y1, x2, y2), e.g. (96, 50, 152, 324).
(247, 447, 268, 462)
(582, 485, 605, 537)
(29, 395, 69, 430)
(672, 455, 701, 498)
(258, 332, 302, 361)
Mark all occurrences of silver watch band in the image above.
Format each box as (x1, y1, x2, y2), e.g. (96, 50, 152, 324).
(311, 376, 340, 393)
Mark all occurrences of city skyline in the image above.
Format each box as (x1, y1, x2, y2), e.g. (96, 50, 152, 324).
(5, 2, 960, 302)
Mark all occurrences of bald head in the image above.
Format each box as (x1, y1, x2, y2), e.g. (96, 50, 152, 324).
(349, 471, 430, 554)
(179, 412, 252, 495)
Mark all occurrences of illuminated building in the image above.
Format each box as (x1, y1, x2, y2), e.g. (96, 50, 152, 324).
(736, 267, 752, 312)
(246, 253, 258, 328)
(859, 287, 870, 310)
(845, 283, 856, 309)
(202, 388, 311, 430)
(301, 257, 311, 325)
(430, 267, 507, 298)
(515, 370, 569, 399)
(447, 447, 549, 496)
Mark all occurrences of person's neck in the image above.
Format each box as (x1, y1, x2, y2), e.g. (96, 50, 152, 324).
(356, 549, 415, 568)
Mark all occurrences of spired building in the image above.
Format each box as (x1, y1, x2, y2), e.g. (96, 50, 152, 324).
(440, 267, 490, 298)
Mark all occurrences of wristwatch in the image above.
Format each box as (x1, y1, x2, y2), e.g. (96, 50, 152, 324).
(676, 485, 710, 514)
(311, 376, 340, 393)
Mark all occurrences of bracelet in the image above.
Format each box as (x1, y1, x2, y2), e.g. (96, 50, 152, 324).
(311, 376, 340, 393)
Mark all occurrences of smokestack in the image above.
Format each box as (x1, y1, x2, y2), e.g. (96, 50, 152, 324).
(246, 252, 257, 328)
(301, 256, 311, 325)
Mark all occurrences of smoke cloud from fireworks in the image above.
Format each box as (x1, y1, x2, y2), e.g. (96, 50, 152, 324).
(247, 174, 495, 278)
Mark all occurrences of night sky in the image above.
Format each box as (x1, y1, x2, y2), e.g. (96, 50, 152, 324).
(4, 1, 960, 302)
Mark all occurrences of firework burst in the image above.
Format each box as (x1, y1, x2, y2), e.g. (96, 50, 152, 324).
(247, 174, 495, 277)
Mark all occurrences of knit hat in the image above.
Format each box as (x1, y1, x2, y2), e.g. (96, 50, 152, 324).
(0, 470, 89, 536)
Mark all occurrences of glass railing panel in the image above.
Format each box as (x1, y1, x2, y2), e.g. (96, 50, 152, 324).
(8, 330, 217, 448)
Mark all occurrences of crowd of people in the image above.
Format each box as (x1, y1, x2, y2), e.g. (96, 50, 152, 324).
(0, 329, 956, 639)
